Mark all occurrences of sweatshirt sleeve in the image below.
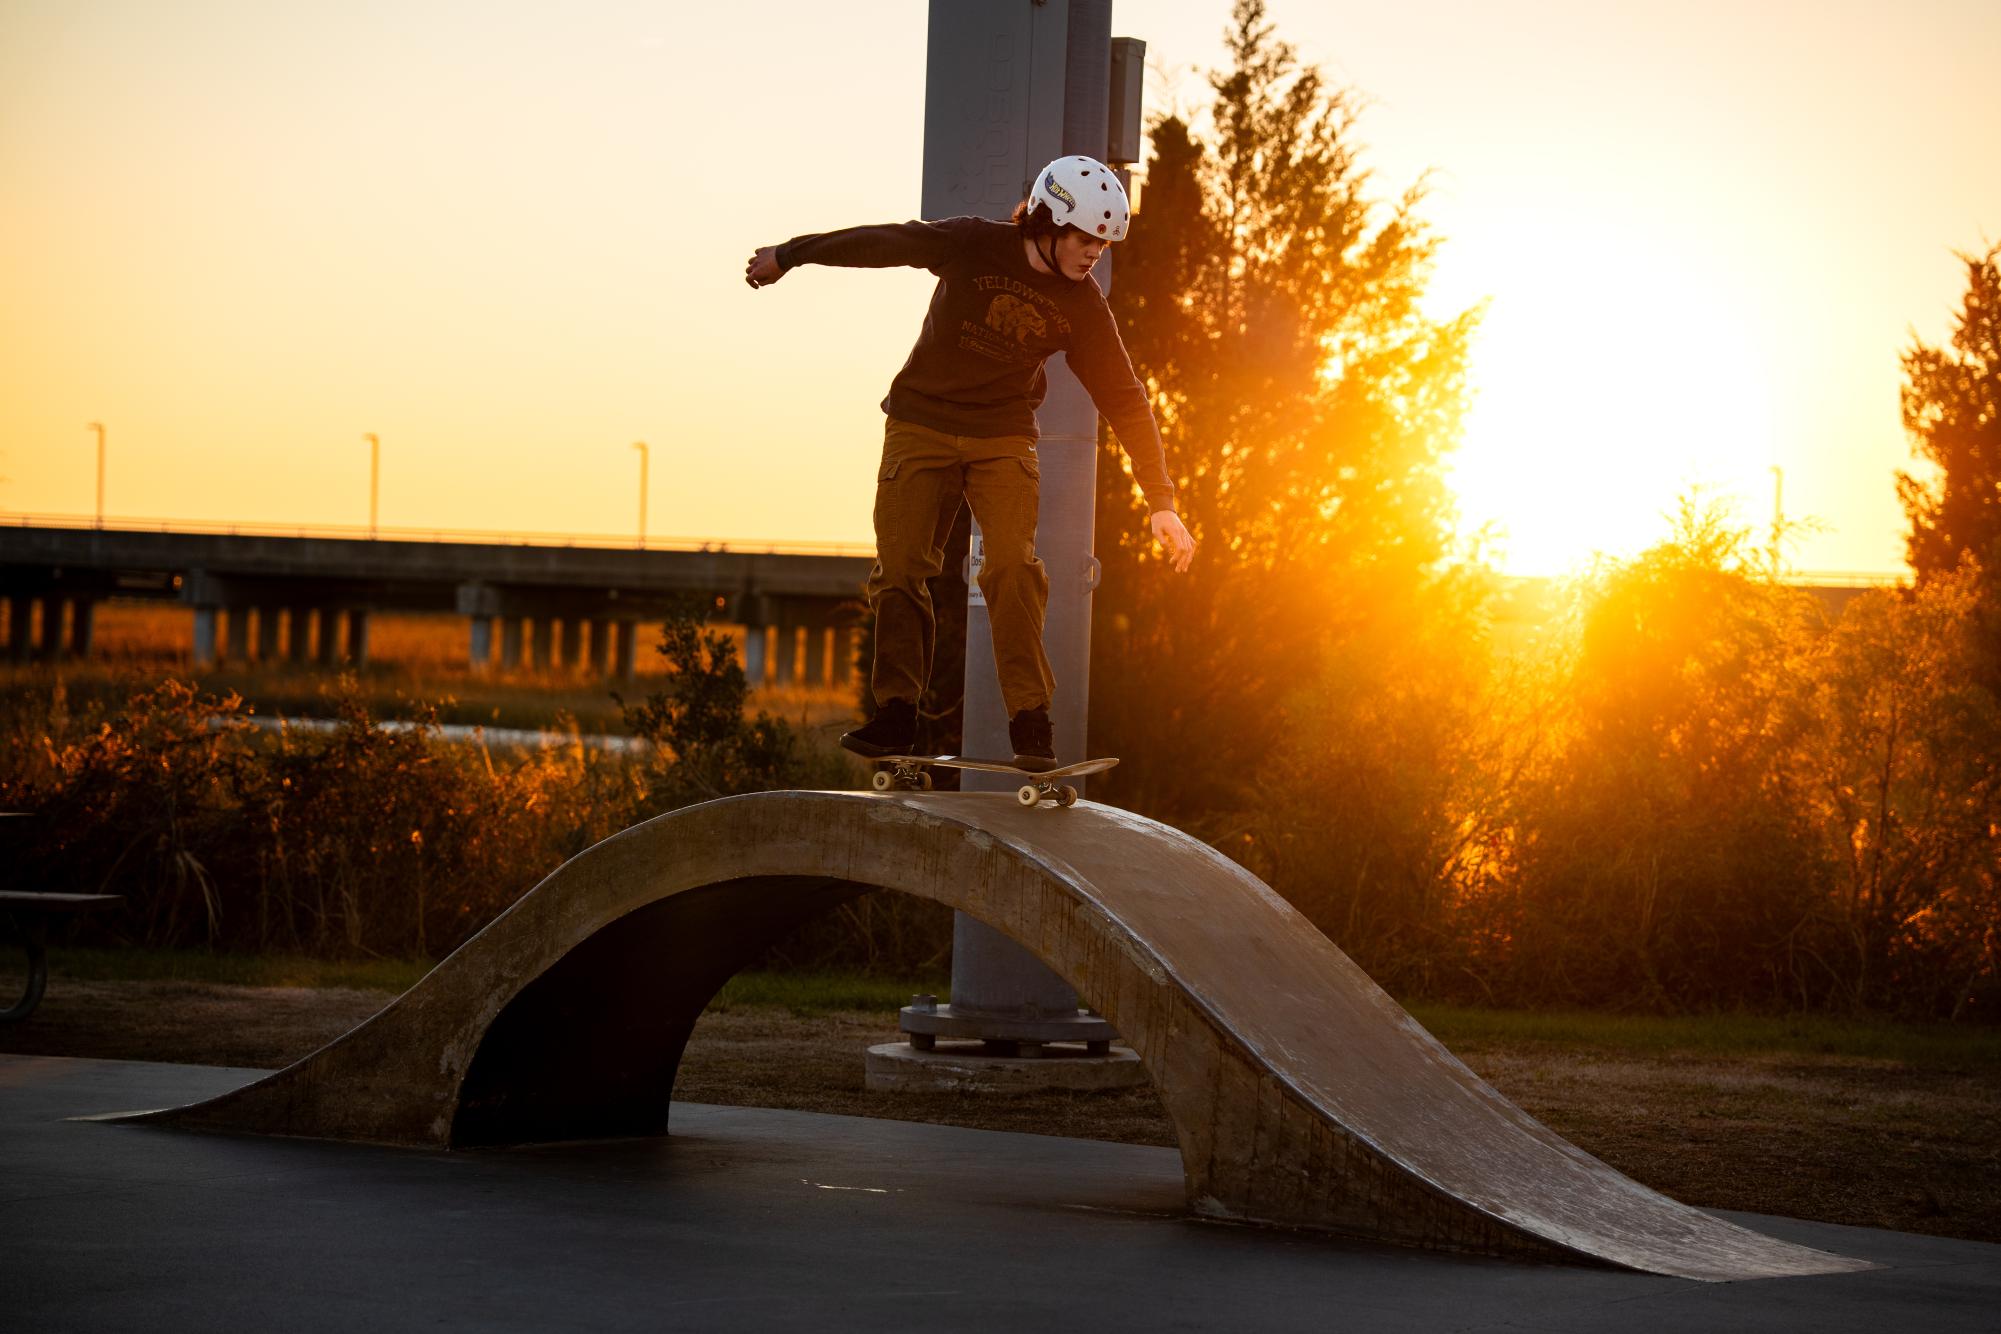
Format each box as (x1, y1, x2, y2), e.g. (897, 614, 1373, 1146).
(774, 219, 966, 275)
(1067, 296, 1177, 514)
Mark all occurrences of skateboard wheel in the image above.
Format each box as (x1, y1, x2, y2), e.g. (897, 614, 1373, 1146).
(1016, 784, 1040, 808)
(871, 769, 893, 791)
(1057, 785, 1077, 807)
(917, 772, 933, 791)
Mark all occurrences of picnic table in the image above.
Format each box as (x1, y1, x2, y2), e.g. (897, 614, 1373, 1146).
(2, 813, 121, 1022)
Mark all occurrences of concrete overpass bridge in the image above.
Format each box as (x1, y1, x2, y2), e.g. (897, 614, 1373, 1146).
(0, 516, 875, 684)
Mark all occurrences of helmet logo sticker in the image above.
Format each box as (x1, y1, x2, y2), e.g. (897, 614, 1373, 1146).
(1043, 172, 1077, 211)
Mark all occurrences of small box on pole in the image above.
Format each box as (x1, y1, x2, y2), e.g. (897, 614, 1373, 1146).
(1107, 37, 1146, 165)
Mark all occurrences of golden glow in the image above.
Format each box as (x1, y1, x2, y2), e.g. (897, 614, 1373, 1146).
(1442, 223, 1777, 576)
(1, 1, 1995, 576)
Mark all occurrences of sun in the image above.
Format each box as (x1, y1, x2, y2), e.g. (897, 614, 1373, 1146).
(1442, 227, 1780, 577)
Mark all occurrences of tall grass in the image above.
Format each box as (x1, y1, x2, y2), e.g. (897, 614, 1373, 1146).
(9, 541, 1997, 1023)
(0, 607, 943, 970)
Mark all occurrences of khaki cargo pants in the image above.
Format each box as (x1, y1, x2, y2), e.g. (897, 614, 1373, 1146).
(866, 417, 1054, 717)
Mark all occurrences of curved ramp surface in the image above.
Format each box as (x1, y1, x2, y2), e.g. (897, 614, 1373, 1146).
(141, 791, 1868, 1281)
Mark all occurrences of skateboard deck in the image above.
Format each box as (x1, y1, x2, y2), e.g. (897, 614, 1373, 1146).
(869, 754, 1118, 807)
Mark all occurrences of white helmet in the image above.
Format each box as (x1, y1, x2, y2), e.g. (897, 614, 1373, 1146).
(1030, 155, 1130, 241)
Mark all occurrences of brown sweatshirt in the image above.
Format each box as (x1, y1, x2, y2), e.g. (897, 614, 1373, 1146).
(775, 216, 1176, 513)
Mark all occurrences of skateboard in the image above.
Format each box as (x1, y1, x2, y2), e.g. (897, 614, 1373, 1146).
(869, 754, 1119, 808)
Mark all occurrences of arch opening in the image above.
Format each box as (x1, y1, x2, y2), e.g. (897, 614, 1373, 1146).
(449, 871, 1151, 1150)
(453, 875, 869, 1147)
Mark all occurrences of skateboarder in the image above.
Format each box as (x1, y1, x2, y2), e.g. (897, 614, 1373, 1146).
(745, 155, 1195, 772)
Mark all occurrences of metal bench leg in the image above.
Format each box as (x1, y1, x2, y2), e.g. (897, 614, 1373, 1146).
(1, 913, 48, 1022)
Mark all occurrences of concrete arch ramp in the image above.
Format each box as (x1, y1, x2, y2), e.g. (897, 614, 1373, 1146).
(136, 791, 1868, 1281)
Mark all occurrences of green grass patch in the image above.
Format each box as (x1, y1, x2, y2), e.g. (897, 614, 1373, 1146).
(37, 950, 939, 1017)
(45, 947, 431, 994)
(1408, 1002, 2001, 1068)
(707, 969, 952, 1017)
(35, 945, 1996, 1068)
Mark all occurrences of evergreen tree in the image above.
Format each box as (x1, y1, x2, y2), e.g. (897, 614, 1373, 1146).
(1091, 0, 1478, 820)
(1896, 243, 2001, 679)
(1899, 245, 2001, 580)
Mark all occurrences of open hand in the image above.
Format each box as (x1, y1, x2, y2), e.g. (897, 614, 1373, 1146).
(745, 246, 783, 289)
(1151, 510, 1196, 573)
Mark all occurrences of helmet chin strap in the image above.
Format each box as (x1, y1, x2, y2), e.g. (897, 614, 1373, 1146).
(1037, 231, 1084, 281)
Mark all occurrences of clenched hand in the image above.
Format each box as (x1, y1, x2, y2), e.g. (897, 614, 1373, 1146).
(745, 247, 783, 289)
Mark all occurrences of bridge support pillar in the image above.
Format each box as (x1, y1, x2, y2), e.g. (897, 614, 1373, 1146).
(316, 608, 340, 667)
(530, 618, 553, 672)
(454, 582, 501, 674)
(69, 598, 96, 659)
(288, 608, 312, 662)
(6, 597, 30, 661)
(832, 626, 854, 685)
(224, 607, 250, 663)
(743, 626, 767, 685)
(193, 608, 218, 666)
(804, 624, 827, 686)
(559, 618, 583, 673)
(774, 624, 797, 685)
(500, 617, 524, 670)
(35, 596, 63, 661)
(587, 619, 611, 676)
(613, 620, 638, 682)
(468, 616, 494, 673)
(256, 607, 281, 662)
(346, 609, 370, 665)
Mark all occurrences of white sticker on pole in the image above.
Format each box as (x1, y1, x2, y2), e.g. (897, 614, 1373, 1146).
(966, 526, 986, 607)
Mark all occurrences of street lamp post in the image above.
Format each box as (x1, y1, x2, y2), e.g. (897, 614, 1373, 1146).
(632, 441, 649, 549)
(87, 422, 105, 528)
(362, 433, 380, 538)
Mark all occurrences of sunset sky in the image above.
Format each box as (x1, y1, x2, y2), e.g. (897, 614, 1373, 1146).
(2, 1, 1995, 576)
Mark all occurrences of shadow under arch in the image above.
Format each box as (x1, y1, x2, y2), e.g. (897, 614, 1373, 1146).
(135, 790, 1867, 1282)
(454, 874, 877, 1148)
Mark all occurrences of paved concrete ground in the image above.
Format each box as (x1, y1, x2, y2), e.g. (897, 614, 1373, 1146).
(4, 1055, 1997, 1333)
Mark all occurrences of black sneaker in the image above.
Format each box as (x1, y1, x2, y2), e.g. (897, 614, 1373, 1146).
(1008, 706, 1057, 773)
(841, 698, 918, 758)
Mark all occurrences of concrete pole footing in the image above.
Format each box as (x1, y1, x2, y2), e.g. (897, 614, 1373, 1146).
(863, 1041, 1145, 1093)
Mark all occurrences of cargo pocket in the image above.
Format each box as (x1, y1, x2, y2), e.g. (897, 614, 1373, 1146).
(873, 455, 905, 553)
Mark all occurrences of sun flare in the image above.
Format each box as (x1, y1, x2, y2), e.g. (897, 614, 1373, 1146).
(1444, 229, 1780, 577)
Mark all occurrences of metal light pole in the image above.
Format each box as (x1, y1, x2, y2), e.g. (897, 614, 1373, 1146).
(86, 422, 105, 528)
(632, 441, 649, 549)
(362, 433, 380, 538)
(892, 0, 1138, 1064)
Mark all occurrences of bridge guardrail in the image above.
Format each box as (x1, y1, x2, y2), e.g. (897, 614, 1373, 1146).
(0, 512, 875, 560)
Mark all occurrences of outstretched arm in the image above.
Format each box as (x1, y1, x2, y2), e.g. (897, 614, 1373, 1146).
(745, 219, 968, 292)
